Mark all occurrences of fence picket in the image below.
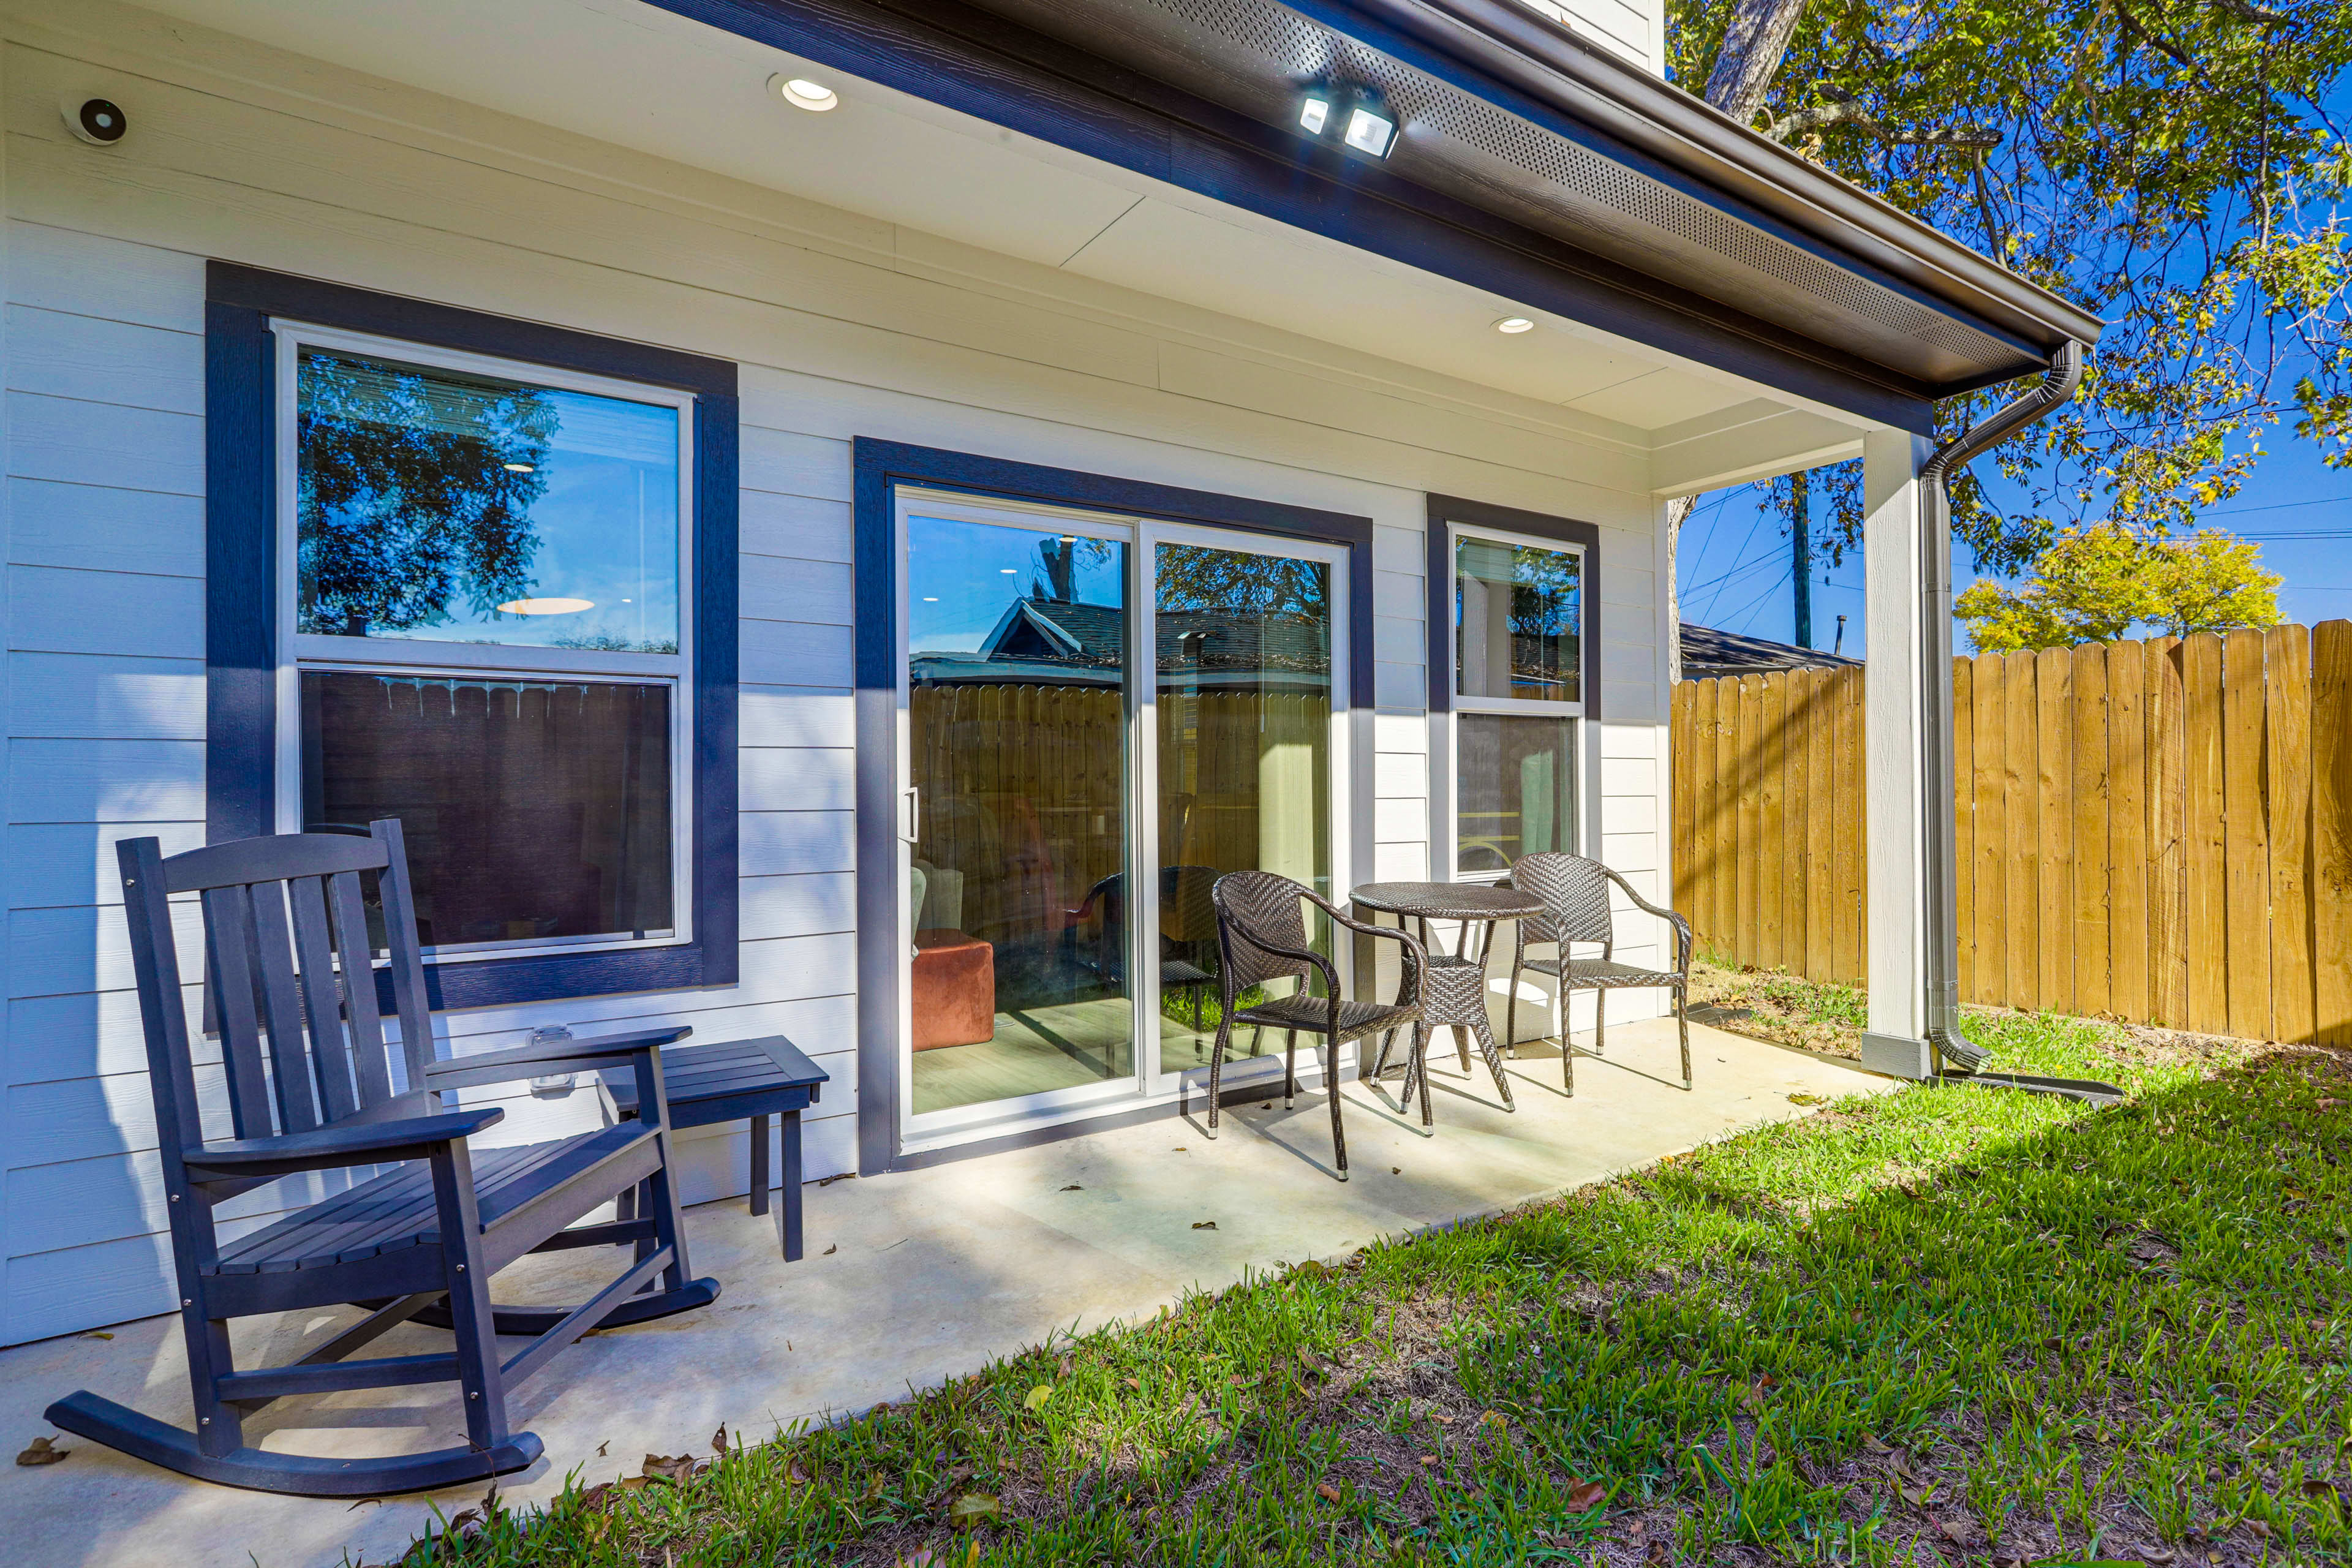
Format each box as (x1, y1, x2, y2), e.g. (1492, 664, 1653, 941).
(1953, 658, 1977, 1001)
(2316, 622, 2352, 1046)
(2221, 628, 2271, 1039)
(1806, 669, 1836, 981)
(2037, 646, 2074, 1014)
(2267, 625, 2315, 1042)
(1833, 666, 1866, 984)
(2072, 646, 2110, 1018)
(2108, 641, 2149, 1022)
(1972, 652, 2008, 1007)
(2005, 650, 2041, 1011)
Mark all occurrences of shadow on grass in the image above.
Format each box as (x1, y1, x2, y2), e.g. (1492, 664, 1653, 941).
(401, 1016, 2350, 1568)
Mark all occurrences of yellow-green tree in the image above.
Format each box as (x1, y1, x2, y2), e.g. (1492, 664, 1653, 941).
(1954, 524, 2283, 652)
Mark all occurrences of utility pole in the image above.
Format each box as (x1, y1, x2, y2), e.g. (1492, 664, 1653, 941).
(1791, 468, 1813, 648)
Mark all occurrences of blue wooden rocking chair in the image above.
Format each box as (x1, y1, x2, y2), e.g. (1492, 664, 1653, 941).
(43, 820, 718, 1496)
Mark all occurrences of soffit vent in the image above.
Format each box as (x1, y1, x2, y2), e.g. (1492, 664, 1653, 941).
(972, 0, 2022, 382)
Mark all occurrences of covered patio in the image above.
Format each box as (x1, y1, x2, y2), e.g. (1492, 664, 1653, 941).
(0, 1019, 1884, 1568)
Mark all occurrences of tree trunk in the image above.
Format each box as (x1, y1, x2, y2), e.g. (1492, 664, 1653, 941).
(1702, 0, 1811, 124)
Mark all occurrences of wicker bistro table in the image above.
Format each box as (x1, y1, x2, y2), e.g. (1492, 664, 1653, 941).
(1347, 881, 1544, 1114)
(602, 1035, 829, 1262)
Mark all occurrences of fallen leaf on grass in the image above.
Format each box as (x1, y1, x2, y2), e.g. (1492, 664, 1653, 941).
(1787, 1092, 1828, 1106)
(1057, 1354, 1074, 1378)
(823, 1244, 838, 1256)
(1192, 1221, 1218, 1231)
(1428, 1411, 1457, 1425)
(1125, 1377, 1142, 1391)
(641, 1452, 701, 1485)
(788, 1462, 811, 1484)
(1419, 1455, 1439, 1468)
(595, 1440, 609, 1458)
(1860, 1433, 1895, 1454)
(1022, 1384, 1052, 1411)
(711, 1423, 728, 1455)
(15, 1437, 67, 1466)
(1315, 1482, 1343, 1502)
(948, 1492, 1001, 1528)
(1644, 1542, 1668, 1564)
(1565, 1476, 1606, 1512)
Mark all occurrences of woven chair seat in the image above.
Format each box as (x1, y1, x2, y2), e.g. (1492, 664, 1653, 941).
(1519, 956, 1684, 988)
(1231, 993, 1419, 1041)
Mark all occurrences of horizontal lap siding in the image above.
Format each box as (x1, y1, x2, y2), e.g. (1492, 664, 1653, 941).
(0, 16, 1665, 1343)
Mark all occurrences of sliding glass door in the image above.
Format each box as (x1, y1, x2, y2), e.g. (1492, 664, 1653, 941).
(894, 491, 1347, 1147)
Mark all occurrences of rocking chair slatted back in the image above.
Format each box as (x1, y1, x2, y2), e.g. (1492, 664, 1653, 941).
(162, 822, 436, 1142)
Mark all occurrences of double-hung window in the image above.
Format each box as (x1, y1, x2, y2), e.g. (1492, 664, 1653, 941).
(207, 263, 739, 1009)
(1430, 499, 1597, 882)
(276, 326, 693, 957)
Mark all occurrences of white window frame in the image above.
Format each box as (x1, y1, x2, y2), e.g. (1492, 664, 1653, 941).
(1446, 518, 1586, 883)
(270, 320, 698, 963)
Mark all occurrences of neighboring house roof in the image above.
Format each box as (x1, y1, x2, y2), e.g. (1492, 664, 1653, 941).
(914, 595, 1332, 688)
(1679, 623, 1861, 683)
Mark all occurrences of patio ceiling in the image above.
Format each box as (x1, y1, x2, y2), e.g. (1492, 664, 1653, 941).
(123, 0, 1936, 446)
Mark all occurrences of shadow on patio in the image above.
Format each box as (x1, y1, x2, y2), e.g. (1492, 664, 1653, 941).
(0, 1017, 1885, 1568)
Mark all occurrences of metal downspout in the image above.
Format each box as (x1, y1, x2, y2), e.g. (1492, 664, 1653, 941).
(1915, 341, 2094, 1087)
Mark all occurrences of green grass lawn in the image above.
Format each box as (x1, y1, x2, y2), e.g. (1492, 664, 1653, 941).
(405, 1000, 2352, 1567)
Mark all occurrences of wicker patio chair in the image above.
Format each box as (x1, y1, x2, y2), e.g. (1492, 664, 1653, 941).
(1504, 851, 1694, 1095)
(1205, 871, 1429, 1178)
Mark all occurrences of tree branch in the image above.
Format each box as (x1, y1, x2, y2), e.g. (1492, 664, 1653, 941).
(1765, 96, 2003, 149)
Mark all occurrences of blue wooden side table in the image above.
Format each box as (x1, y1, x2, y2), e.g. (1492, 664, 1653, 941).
(604, 1034, 829, 1261)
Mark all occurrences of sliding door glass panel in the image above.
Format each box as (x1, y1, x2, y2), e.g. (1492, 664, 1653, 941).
(1457, 714, 1576, 877)
(1455, 535, 1580, 703)
(1153, 542, 1332, 1067)
(905, 514, 1133, 1117)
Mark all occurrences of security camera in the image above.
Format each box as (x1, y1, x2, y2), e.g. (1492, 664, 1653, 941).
(65, 98, 127, 146)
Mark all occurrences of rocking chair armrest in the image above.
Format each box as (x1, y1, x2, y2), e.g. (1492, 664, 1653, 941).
(183, 1107, 507, 1177)
(1600, 869, 1693, 965)
(422, 1025, 692, 1090)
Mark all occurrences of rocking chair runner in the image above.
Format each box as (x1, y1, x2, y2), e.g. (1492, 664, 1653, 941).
(43, 820, 718, 1497)
(1503, 851, 1694, 1095)
(1205, 871, 1430, 1178)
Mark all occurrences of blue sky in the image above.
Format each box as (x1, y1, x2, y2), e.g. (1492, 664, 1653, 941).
(1678, 434, 2352, 657)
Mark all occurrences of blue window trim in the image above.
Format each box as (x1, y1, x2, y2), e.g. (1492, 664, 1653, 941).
(850, 438, 1376, 1174)
(203, 262, 739, 1010)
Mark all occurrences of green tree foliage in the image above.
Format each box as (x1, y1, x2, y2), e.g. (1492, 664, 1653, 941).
(1954, 521, 2283, 649)
(1668, 0, 2352, 573)
(296, 349, 554, 635)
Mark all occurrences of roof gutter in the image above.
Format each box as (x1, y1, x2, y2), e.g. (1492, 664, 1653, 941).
(1330, 0, 2105, 352)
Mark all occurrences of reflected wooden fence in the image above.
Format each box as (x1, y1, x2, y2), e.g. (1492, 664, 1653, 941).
(907, 683, 1325, 945)
(1670, 622, 2352, 1044)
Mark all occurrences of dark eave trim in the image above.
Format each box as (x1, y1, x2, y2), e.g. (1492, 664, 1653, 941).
(644, 0, 1941, 432)
(1360, 0, 2103, 352)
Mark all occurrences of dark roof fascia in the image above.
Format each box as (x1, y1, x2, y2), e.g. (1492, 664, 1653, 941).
(1358, 0, 2103, 353)
(643, 0, 1944, 431)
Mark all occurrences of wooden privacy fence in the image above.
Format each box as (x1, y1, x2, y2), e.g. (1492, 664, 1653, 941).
(1670, 622, 2352, 1045)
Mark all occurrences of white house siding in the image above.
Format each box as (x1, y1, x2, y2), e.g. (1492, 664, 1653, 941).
(1514, 0, 1667, 75)
(0, 7, 1673, 1344)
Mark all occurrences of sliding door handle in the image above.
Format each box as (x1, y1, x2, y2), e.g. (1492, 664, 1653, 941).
(900, 785, 921, 845)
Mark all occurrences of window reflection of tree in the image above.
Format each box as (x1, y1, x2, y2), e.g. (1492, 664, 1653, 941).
(296, 350, 554, 636)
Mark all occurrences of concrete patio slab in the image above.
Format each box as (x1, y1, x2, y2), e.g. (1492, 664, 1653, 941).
(0, 1020, 1891, 1568)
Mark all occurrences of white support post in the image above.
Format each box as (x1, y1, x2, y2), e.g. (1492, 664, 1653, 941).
(1861, 427, 1934, 1074)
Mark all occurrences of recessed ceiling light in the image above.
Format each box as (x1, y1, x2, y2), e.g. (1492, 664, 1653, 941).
(1298, 88, 1333, 135)
(771, 74, 839, 112)
(923, 596, 940, 601)
(496, 597, 594, 616)
(1000, 568, 1017, 574)
(1493, 316, 1536, 334)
